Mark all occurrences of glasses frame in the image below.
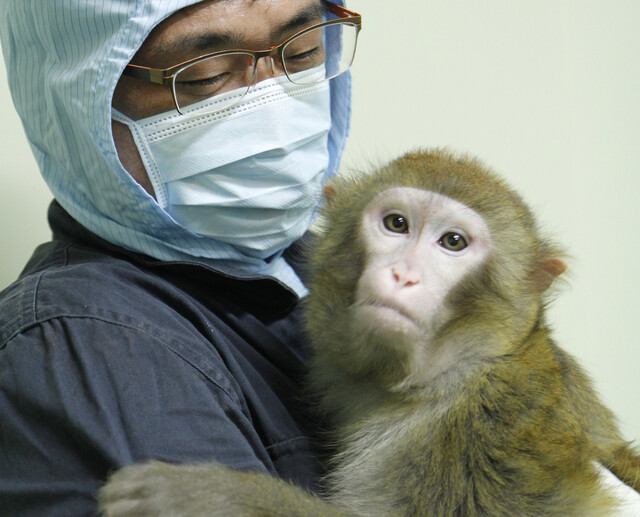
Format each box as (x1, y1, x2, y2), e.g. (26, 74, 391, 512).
(122, 0, 362, 114)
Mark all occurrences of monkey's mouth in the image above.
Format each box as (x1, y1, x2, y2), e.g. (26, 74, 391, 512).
(352, 300, 419, 329)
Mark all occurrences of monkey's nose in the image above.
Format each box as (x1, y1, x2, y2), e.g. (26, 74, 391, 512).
(392, 265, 420, 288)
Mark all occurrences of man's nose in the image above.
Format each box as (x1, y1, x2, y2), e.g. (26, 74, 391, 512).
(253, 56, 285, 83)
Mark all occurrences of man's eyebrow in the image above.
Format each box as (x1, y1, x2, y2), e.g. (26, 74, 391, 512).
(154, 32, 245, 59)
(274, 3, 325, 39)
(150, 2, 325, 60)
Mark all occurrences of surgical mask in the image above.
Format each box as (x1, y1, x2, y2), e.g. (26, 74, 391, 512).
(112, 67, 332, 259)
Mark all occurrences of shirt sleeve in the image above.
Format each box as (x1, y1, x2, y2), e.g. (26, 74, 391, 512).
(0, 316, 270, 517)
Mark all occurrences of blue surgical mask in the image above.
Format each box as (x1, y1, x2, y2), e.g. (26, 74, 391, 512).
(112, 68, 332, 260)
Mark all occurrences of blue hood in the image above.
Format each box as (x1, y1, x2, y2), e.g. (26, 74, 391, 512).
(0, 0, 351, 294)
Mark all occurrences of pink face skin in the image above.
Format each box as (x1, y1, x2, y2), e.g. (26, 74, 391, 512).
(351, 187, 492, 379)
(111, 0, 323, 197)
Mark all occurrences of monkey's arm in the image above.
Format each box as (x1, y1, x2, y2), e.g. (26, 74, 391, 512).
(99, 461, 349, 517)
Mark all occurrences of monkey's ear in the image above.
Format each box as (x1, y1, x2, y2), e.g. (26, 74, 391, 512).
(323, 184, 338, 204)
(531, 257, 567, 293)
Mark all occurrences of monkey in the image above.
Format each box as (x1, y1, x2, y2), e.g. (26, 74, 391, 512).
(99, 149, 640, 516)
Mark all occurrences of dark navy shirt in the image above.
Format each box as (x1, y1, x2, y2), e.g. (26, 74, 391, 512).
(0, 202, 320, 516)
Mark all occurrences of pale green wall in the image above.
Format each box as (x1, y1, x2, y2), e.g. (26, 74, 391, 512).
(1, 1, 638, 442)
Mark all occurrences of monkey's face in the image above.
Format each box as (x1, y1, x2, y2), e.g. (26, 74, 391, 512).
(344, 186, 492, 381)
(306, 149, 565, 388)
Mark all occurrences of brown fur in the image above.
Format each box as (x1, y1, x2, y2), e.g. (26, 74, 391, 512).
(304, 149, 639, 515)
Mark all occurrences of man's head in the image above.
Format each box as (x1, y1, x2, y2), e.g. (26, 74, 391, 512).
(114, 0, 328, 120)
(0, 0, 355, 290)
(111, 0, 357, 196)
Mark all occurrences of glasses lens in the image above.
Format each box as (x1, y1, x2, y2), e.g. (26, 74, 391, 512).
(282, 23, 359, 84)
(173, 52, 254, 113)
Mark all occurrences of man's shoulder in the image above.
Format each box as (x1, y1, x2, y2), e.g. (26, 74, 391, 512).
(0, 240, 200, 348)
(0, 239, 245, 400)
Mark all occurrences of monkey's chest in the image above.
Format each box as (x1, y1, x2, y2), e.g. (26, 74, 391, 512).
(326, 408, 446, 515)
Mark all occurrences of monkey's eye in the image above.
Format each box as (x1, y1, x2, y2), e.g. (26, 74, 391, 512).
(383, 214, 409, 233)
(439, 232, 468, 252)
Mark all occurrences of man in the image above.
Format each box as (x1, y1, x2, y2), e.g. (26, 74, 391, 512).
(0, 1, 360, 514)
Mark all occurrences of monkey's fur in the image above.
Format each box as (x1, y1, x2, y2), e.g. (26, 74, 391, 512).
(100, 149, 640, 516)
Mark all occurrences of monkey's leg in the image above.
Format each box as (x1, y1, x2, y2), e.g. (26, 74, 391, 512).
(604, 444, 640, 493)
(595, 462, 640, 515)
(99, 460, 349, 517)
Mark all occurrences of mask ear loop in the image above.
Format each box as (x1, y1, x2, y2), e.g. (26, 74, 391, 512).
(111, 108, 170, 208)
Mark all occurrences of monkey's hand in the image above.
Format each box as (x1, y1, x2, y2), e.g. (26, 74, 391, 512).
(98, 460, 346, 517)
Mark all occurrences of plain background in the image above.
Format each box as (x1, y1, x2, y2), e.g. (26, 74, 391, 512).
(1, 2, 638, 443)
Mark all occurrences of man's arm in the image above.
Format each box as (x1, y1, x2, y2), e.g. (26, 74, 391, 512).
(0, 317, 280, 516)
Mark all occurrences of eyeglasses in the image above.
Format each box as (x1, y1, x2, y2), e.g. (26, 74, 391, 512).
(123, 1, 361, 115)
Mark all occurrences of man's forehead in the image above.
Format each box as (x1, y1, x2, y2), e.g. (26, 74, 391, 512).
(134, 0, 323, 66)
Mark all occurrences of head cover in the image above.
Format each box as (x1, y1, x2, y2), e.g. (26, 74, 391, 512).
(0, 0, 352, 296)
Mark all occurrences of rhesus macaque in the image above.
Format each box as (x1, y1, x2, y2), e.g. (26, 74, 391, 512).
(100, 149, 640, 516)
